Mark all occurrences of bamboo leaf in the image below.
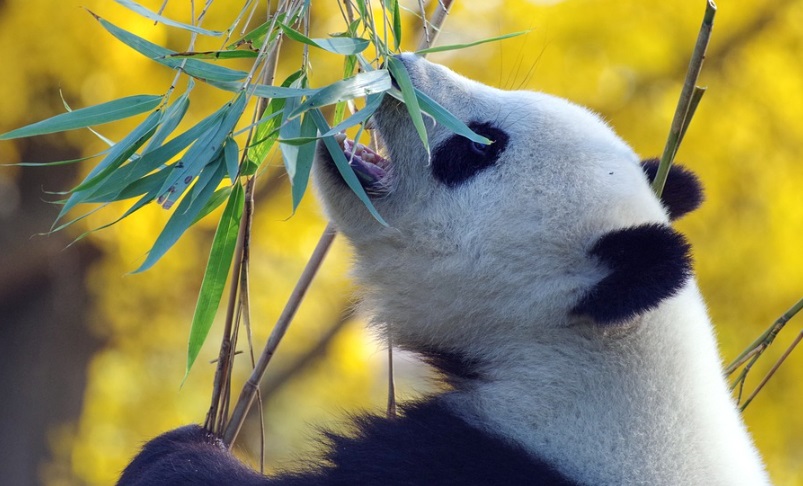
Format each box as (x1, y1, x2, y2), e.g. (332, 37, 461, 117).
(54, 109, 161, 226)
(223, 137, 240, 183)
(134, 163, 226, 273)
(290, 113, 318, 213)
(309, 109, 387, 226)
(86, 108, 223, 203)
(387, 57, 428, 152)
(92, 12, 247, 83)
(113, 0, 223, 36)
(387, 0, 402, 51)
(244, 71, 304, 171)
(185, 182, 245, 376)
(205, 78, 319, 98)
(0, 95, 162, 140)
(71, 109, 162, 193)
(279, 78, 305, 180)
(144, 85, 192, 152)
(3, 151, 108, 167)
(279, 23, 369, 55)
(415, 31, 529, 55)
(156, 93, 246, 209)
(288, 70, 391, 119)
(413, 88, 491, 145)
(167, 50, 258, 60)
(323, 93, 384, 137)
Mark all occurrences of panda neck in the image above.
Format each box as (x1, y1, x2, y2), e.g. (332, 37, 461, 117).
(436, 285, 770, 486)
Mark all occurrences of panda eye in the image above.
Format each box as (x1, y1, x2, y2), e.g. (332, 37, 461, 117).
(431, 121, 509, 187)
(470, 140, 491, 154)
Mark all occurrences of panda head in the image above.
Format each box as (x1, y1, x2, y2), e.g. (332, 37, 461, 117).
(314, 54, 702, 360)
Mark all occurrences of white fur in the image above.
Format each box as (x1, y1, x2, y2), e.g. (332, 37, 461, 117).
(313, 54, 769, 485)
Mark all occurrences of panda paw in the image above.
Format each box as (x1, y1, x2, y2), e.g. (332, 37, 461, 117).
(572, 224, 692, 326)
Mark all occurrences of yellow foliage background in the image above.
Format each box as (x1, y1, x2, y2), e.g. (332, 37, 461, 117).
(1, 0, 801, 484)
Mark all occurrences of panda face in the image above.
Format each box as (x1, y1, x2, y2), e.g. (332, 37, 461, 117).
(313, 54, 670, 352)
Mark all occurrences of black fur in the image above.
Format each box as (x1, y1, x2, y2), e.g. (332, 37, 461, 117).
(640, 159, 704, 220)
(572, 224, 692, 326)
(118, 400, 579, 486)
(418, 347, 484, 384)
(431, 122, 509, 187)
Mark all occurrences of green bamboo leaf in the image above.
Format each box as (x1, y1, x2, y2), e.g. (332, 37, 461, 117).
(157, 93, 246, 209)
(241, 72, 304, 174)
(288, 70, 391, 119)
(223, 137, 239, 183)
(388, 0, 402, 51)
(205, 78, 318, 98)
(134, 163, 226, 273)
(309, 109, 387, 226)
(192, 187, 232, 225)
(279, 23, 369, 55)
(114, 0, 223, 36)
(92, 12, 247, 83)
(290, 113, 318, 213)
(3, 151, 108, 167)
(386, 57, 428, 153)
(0, 94, 162, 140)
(323, 93, 384, 137)
(72, 109, 162, 193)
(86, 108, 223, 203)
(144, 84, 192, 152)
(333, 55, 358, 124)
(227, 19, 272, 50)
(55, 109, 161, 226)
(167, 50, 258, 60)
(185, 182, 244, 376)
(413, 89, 491, 145)
(279, 77, 306, 180)
(415, 31, 529, 55)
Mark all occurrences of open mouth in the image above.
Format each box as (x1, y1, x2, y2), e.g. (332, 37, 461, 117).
(334, 132, 392, 197)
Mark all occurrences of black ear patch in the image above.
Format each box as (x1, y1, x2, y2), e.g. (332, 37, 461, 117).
(641, 159, 704, 220)
(431, 121, 509, 187)
(572, 224, 692, 326)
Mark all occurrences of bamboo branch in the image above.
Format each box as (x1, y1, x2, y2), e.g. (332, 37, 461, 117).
(725, 297, 803, 376)
(740, 329, 803, 411)
(222, 224, 337, 446)
(652, 0, 716, 197)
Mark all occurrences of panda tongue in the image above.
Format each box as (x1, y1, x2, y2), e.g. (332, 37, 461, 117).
(335, 133, 388, 187)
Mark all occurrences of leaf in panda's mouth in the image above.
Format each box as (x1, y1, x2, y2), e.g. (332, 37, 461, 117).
(334, 132, 391, 195)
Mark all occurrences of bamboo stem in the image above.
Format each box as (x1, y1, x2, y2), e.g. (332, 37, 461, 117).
(652, 0, 716, 197)
(222, 224, 337, 446)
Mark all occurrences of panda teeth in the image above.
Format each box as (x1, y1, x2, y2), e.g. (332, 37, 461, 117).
(334, 132, 391, 196)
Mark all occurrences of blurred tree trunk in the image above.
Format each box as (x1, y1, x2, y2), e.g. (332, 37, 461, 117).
(0, 139, 101, 485)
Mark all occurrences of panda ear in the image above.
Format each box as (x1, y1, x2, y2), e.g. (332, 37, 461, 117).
(571, 224, 692, 326)
(640, 159, 704, 221)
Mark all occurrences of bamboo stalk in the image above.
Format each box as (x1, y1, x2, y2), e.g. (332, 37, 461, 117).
(652, 0, 716, 197)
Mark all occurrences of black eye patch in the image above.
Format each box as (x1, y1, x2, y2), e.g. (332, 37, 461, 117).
(431, 121, 509, 187)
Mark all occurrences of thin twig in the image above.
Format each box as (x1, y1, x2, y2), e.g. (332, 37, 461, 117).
(725, 296, 803, 376)
(741, 329, 803, 411)
(652, 0, 716, 197)
(417, 0, 453, 51)
(386, 330, 397, 419)
(222, 224, 337, 446)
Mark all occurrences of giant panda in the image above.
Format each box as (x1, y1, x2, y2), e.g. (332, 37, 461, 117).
(117, 54, 771, 485)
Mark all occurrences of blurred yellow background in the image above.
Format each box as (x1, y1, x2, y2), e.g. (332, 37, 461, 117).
(0, 0, 800, 484)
